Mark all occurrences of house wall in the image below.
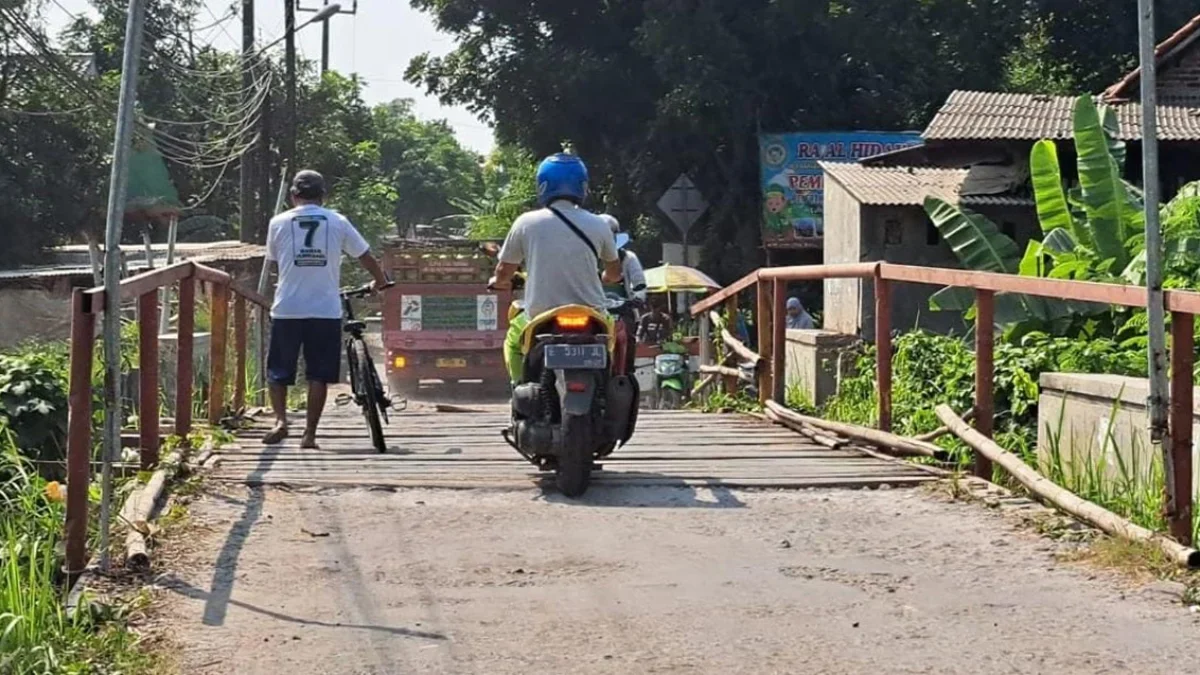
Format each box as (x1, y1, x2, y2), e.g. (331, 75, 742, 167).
(821, 179, 864, 335)
(858, 203, 1039, 339)
(0, 288, 75, 349)
(1158, 45, 1200, 103)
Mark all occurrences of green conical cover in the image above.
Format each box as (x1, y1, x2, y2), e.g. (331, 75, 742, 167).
(125, 138, 180, 213)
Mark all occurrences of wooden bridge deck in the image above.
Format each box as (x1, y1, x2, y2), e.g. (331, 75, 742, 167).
(210, 406, 936, 490)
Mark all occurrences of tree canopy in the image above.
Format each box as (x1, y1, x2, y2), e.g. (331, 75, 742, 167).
(406, 0, 1200, 281)
(0, 0, 482, 266)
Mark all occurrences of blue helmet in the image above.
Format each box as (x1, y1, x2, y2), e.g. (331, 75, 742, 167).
(536, 153, 588, 206)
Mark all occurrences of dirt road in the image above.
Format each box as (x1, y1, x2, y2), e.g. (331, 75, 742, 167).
(158, 483, 1200, 674)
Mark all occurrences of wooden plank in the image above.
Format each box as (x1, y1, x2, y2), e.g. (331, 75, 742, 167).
(234, 294, 247, 412)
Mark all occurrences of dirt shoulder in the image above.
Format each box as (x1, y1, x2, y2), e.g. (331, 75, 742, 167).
(154, 484, 1200, 675)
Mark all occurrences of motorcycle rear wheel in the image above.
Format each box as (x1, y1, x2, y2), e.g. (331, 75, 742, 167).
(555, 414, 593, 497)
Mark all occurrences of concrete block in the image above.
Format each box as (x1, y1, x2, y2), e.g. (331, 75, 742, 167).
(1037, 372, 1200, 489)
(784, 329, 859, 407)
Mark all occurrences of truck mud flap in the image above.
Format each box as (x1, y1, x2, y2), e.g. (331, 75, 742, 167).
(605, 375, 639, 446)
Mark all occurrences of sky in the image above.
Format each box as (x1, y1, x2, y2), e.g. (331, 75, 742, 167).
(45, 0, 496, 154)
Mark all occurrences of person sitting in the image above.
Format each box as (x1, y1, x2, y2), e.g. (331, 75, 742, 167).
(786, 297, 815, 330)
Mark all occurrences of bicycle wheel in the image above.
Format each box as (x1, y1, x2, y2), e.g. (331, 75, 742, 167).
(352, 340, 387, 453)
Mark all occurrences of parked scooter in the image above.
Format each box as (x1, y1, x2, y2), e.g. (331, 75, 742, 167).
(652, 345, 689, 409)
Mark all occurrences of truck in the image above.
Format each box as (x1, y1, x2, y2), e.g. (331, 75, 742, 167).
(379, 237, 513, 398)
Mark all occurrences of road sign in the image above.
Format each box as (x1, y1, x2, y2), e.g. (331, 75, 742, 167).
(656, 174, 708, 236)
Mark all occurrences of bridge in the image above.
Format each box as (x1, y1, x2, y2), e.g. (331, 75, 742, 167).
(58, 258, 1200, 576)
(54, 257, 1200, 672)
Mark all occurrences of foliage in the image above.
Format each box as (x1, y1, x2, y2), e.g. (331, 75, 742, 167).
(1, 1, 482, 266)
(0, 347, 70, 474)
(0, 432, 154, 674)
(928, 95, 1200, 339)
(816, 331, 1146, 464)
(406, 0, 1200, 283)
(456, 146, 539, 240)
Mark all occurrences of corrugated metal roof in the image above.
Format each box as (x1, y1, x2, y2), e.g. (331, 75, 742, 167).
(0, 241, 264, 284)
(923, 90, 1200, 141)
(819, 162, 1033, 207)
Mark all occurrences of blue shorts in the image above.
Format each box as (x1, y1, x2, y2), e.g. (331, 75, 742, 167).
(267, 318, 342, 385)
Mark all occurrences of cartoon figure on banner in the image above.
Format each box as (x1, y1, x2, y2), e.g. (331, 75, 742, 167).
(762, 176, 818, 239)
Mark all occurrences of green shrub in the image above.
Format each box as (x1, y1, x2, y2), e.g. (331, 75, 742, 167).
(0, 346, 70, 476)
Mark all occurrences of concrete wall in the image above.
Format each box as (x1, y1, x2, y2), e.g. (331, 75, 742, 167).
(0, 288, 74, 349)
(822, 179, 864, 335)
(784, 329, 859, 407)
(1037, 373, 1200, 488)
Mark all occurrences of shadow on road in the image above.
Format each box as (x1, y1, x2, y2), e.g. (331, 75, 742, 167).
(540, 477, 747, 509)
(162, 575, 446, 640)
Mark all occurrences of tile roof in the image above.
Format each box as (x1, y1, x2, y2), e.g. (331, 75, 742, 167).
(922, 90, 1200, 141)
(819, 162, 1033, 207)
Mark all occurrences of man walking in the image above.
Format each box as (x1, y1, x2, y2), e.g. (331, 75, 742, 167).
(262, 170, 389, 448)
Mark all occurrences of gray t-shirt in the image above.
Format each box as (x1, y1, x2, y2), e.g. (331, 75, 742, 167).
(499, 201, 618, 318)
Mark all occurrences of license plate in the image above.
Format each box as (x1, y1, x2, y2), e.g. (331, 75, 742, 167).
(544, 344, 607, 370)
(436, 358, 467, 368)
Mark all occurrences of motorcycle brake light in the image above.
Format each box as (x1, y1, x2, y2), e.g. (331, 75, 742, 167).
(566, 381, 587, 392)
(555, 313, 591, 330)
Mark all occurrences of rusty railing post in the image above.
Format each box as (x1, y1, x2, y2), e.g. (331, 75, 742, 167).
(974, 289, 996, 480)
(1169, 311, 1194, 544)
(175, 277, 195, 438)
(874, 274, 892, 431)
(65, 290, 95, 578)
(756, 279, 772, 404)
(723, 294, 739, 395)
(234, 293, 247, 412)
(138, 290, 160, 469)
(209, 282, 230, 425)
(772, 279, 786, 403)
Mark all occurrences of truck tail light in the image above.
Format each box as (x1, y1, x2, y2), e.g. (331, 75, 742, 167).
(393, 355, 407, 369)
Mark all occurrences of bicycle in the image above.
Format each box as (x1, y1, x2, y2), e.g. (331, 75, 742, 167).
(339, 281, 398, 453)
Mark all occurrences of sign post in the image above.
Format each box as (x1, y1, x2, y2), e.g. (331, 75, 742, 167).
(656, 174, 708, 267)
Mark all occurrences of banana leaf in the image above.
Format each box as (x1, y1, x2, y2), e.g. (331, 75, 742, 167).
(1101, 105, 1126, 174)
(1073, 95, 1133, 270)
(923, 196, 1062, 322)
(924, 196, 1021, 273)
(1042, 227, 1078, 256)
(1030, 140, 1089, 245)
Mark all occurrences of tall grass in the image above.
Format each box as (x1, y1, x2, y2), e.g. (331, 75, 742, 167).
(1042, 398, 1200, 543)
(0, 427, 151, 673)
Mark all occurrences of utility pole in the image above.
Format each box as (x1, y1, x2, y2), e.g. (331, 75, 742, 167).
(99, 0, 148, 572)
(1137, 0, 1180, 540)
(239, 0, 256, 243)
(321, 6, 329, 74)
(284, 0, 297, 171)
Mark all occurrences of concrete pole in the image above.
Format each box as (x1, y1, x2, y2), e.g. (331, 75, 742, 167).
(284, 0, 297, 170)
(1137, 0, 1175, 531)
(99, 0, 148, 572)
(239, 0, 257, 243)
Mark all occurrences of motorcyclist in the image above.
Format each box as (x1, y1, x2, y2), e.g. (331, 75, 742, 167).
(488, 153, 622, 384)
(600, 214, 648, 305)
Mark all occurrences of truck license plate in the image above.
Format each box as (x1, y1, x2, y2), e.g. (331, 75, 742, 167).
(436, 358, 467, 368)
(544, 344, 607, 370)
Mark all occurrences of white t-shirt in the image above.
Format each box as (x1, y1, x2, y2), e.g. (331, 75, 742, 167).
(265, 204, 370, 319)
(498, 201, 618, 318)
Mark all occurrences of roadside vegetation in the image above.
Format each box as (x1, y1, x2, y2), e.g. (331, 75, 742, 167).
(796, 96, 1200, 544)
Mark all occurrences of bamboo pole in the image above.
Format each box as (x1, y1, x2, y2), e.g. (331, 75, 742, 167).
(720, 329, 761, 366)
(699, 364, 752, 383)
(764, 401, 939, 458)
(935, 405, 1200, 568)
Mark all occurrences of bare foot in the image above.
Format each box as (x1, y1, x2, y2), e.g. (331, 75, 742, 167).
(262, 423, 289, 445)
(300, 433, 320, 450)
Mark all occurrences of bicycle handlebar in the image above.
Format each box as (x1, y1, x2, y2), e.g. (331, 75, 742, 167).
(341, 280, 395, 299)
